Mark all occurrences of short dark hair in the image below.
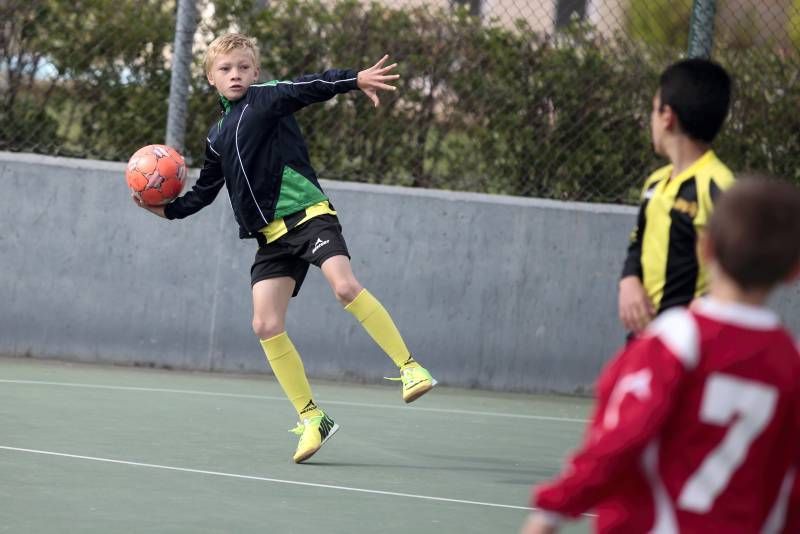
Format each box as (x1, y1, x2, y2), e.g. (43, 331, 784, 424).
(659, 59, 731, 143)
(709, 176, 800, 290)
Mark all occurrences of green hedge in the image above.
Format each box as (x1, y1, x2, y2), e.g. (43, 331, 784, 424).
(3, 0, 799, 203)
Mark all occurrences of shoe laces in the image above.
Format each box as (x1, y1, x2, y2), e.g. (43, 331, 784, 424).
(384, 366, 422, 385)
(289, 414, 324, 436)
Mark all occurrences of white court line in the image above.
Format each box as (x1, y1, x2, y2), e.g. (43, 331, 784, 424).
(0, 379, 589, 423)
(0, 445, 535, 512)
(0, 445, 597, 518)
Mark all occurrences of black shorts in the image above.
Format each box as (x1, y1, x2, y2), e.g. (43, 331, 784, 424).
(251, 214, 350, 297)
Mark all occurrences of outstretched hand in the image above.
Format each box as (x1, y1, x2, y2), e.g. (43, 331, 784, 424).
(357, 55, 399, 107)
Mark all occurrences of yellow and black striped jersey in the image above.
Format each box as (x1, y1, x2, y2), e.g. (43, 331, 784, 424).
(622, 150, 734, 312)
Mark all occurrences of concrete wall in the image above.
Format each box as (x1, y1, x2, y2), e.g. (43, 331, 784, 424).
(1, 152, 798, 393)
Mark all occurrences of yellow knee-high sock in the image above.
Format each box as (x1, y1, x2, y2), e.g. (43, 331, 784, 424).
(345, 289, 416, 369)
(260, 332, 322, 418)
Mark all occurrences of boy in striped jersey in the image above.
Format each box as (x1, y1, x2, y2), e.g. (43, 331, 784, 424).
(619, 59, 734, 335)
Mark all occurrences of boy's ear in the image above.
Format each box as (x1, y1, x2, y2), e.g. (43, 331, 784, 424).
(206, 71, 216, 86)
(662, 104, 678, 132)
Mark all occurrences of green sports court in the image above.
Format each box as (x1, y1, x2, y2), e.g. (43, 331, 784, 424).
(0, 356, 593, 533)
(3, 1, 799, 533)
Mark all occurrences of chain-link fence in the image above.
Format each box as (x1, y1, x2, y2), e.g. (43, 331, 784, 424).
(2, 0, 798, 203)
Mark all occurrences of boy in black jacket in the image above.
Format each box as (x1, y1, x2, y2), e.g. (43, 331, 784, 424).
(135, 33, 435, 463)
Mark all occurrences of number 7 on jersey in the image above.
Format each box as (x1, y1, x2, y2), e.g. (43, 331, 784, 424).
(678, 373, 778, 513)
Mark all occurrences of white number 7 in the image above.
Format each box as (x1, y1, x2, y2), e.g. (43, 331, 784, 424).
(678, 373, 778, 513)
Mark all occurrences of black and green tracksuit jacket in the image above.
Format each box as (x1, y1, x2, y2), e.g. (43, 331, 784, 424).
(164, 69, 359, 239)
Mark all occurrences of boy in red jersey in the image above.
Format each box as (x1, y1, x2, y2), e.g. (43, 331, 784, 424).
(521, 177, 800, 534)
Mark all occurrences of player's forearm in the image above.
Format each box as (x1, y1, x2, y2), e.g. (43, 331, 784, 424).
(622, 203, 646, 279)
(164, 179, 222, 219)
(164, 197, 202, 219)
(272, 69, 359, 112)
(621, 247, 643, 279)
(164, 160, 224, 219)
(534, 454, 626, 517)
(293, 68, 358, 90)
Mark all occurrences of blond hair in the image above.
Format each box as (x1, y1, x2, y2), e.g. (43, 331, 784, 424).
(204, 33, 259, 74)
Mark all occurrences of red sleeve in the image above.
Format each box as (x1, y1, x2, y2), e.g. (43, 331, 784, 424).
(780, 389, 800, 533)
(782, 474, 800, 534)
(532, 336, 687, 517)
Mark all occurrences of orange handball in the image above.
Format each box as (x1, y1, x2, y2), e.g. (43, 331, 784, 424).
(126, 144, 187, 206)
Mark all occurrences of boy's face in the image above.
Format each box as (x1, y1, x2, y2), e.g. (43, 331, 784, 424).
(207, 48, 259, 101)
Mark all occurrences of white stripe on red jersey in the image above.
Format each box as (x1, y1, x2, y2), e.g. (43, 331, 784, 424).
(533, 300, 800, 533)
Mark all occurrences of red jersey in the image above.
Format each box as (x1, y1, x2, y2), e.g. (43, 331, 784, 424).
(533, 299, 800, 533)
